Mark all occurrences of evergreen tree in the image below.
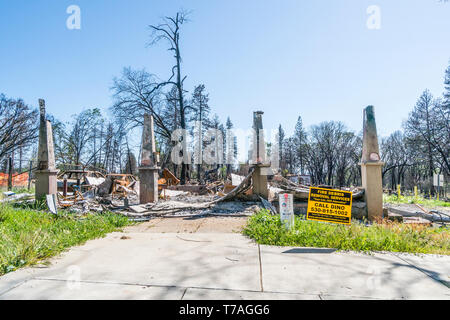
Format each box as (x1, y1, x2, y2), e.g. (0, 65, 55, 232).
(444, 62, 450, 106)
(225, 117, 238, 175)
(293, 116, 307, 174)
(278, 124, 285, 170)
(191, 84, 211, 181)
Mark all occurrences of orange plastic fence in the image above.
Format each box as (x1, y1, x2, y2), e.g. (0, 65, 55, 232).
(0, 172, 30, 187)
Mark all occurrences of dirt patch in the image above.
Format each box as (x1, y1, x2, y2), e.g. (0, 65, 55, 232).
(196, 217, 248, 233)
(125, 216, 248, 234)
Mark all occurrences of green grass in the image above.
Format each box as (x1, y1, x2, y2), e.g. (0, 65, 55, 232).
(383, 194, 450, 208)
(10, 187, 35, 194)
(243, 210, 450, 255)
(0, 204, 131, 276)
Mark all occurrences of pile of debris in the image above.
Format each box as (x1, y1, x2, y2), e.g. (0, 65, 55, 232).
(384, 202, 450, 226)
(108, 167, 263, 219)
(22, 100, 445, 226)
(33, 164, 371, 221)
(14, 167, 262, 218)
(5, 158, 374, 222)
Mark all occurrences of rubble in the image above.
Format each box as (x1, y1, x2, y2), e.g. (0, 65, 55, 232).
(384, 203, 450, 225)
(161, 189, 190, 198)
(270, 174, 365, 201)
(1, 192, 34, 203)
(128, 205, 149, 214)
(57, 190, 85, 207)
(8, 159, 374, 222)
(158, 168, 180, 188)
(108, 174, 138, 197)
(57, 169, 106, 193)
(6, 162, 447, 227)
(166, 185, 208, 195)
(116, 196, 262, 219)
(97, 176, 114, 196)
(6, 104, 443, 229)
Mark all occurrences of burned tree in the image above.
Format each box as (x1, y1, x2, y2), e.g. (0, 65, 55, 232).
(404, 90, 444, 194)
(149, 10, 193, 184)
(0, 94, 38, 161)
(66, 108, 103, 166)
(124, 141, 137, 175)
(381, 131, 410, 189)
(111, 68, 172, 139)
(191, 84, 211, 181)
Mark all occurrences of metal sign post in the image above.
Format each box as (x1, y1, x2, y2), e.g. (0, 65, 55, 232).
(433, 173, 444, 201)
(279, 193, 294, 230)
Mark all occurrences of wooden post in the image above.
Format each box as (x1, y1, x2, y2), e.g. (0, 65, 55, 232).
(63, 177, 68, 197)
(19, 147, 23, 172)
(7, 157, 13, 191)
(28, 160, 32, 191)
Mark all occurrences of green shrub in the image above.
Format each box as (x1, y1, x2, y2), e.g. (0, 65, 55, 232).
(244, 210, 449, 255)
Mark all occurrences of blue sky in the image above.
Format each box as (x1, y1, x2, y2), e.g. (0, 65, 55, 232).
(1, 0, 449, 141)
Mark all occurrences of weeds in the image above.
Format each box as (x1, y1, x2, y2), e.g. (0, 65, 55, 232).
(0, 204, 131, 276)
(12, 198, 47, 210)
(384, 194, 450, 208)
(243, 210, 450, 255)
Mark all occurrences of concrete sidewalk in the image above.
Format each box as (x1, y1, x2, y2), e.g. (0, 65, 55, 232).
(0, 217, 449, 300)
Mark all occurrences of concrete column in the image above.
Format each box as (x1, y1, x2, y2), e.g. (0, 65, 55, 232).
(35, 99, 58, 200)
(139, 114, 160, 204)
(252, 164, 270, 199)
(251, 111, 266, 164)
(139, 168, 159, 203)
(359, 106, 384, 221)
(250, 111, 269, 199)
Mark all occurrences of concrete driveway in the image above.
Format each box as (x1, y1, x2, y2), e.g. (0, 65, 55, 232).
(0, 216, 449, 300)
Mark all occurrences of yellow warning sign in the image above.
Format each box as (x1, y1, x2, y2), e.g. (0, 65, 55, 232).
(307, 187, 352, 225)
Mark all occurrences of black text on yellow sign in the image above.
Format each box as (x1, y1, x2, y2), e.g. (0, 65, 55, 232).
(307, 187, 352, 225)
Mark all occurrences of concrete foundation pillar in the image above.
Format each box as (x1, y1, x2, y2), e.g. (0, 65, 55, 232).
(35, 99, 58, 200)
(361, 163, 383, 221)
(252, 165, 270, 199)
(139, 114, 160, 204)
(359, 106, 384, 221)
(35, 170, 58, 199)
(250, 111, 271, 199)
(139, 167, 159, 204)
